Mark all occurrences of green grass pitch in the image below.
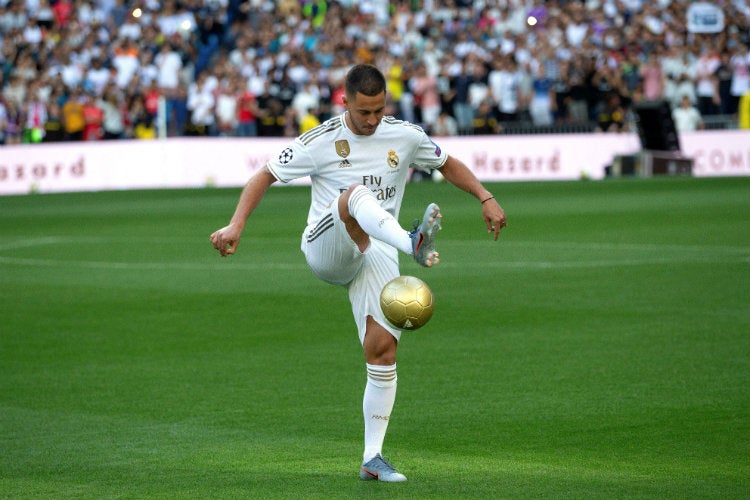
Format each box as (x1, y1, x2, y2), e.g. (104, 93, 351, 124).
(1, 176, 748, 499)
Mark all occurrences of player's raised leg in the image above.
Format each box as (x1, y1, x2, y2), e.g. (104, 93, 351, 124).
(340, 184, 441, 266)
(343, 184, 412, 253)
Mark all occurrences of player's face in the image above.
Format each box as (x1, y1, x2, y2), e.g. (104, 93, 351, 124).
(343, 91, 386, 136)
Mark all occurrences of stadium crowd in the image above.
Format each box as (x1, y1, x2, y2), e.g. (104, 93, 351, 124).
(0, 0, 749, 145)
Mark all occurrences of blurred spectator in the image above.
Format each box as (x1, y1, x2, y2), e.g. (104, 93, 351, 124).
(431, 107, 458, 137)
(62, 87, 85, 140)
(236, 82, 259, 137)
(472, 100, 501, 135)
(664, 47, 698, 108)
(98, 86, 125, 139)
(34, 0, 54, 30)
(694, 49, 721, 116)
(739, 91, 750, 129)
(112, 38, 140, 90)
(668, 73, 698, 110)
(529, 64, 554, 126)
(298, 106, 321, 134)
(0, 98, 8, 145)
(3, 73, 26, 109)
(672, 94, 704, 131)
(143, 80, 161, 121)
(155, 41, 183, 92)
(551, 59, 572, 123)
(21, 14, 43, 47)
(137, 50, 159, 88)
(43, 101, 65, 142)
(215, 79, 238, 136)
(3, 99, 22, 144)
(283, 106, 298, 137)
(640, 52, 665, 102)
(448, 58, 475, 135)
(488, 54, 527, 124)
(467, 63, 490, 116)
(290, 79, 321, 125)
(729, 45, 750, 115)
(51, 0, 74, 28)
(127, 94, 156, 140)
(186, 72, 216, 136)
(257, 96, 285, 137)
(564, 56, 590, 123)
(81, 91, 103, 140)
(410, 62, 441, 130)
(565, 7, 589, 48)
(85, 57, 110, 96)
(385, 62, 407, 118)
(22, 81, 47, 143)
(273, 70, 297, 110)
(620, 50, 643, 97)
(2, 1, 28, 33)
(715, 51, 735, 115)
(595, 92, 628, 133)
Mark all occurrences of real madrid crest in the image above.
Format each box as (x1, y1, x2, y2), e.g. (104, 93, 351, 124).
(335, 140, 350, 158)
(387, 150, 400, 169)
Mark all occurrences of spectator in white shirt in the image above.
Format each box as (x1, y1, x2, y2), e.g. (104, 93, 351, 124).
(672, 94, 704, 132)
(155, 42, 183, 91)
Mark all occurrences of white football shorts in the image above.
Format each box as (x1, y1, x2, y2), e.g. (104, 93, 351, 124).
(301, 196, 402, 344)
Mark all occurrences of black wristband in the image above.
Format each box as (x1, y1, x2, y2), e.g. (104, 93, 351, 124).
(481, 196, 495, 204)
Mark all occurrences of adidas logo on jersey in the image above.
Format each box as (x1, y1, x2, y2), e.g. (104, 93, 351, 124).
(338, 159, 352, 168)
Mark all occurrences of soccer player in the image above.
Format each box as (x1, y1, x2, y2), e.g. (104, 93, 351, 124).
(210, 64, 507, 482)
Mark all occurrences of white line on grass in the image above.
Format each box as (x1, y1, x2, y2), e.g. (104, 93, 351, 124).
(0, 255, 747, 272)
(0, 256, 306, 271)
(0, 237, 747, 272)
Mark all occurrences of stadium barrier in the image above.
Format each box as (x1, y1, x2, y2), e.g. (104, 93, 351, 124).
(1, 130, 748, 195)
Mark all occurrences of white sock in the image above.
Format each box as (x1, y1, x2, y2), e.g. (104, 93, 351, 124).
(348, 185, 413, 254)
(362, 363, 397, 462)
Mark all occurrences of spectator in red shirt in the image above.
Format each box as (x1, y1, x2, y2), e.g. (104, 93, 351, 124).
(51, 0, 73, 28)
(82, 92, 103, 140)
(143, 80, 161, 120)
(236, 85, 259, 137)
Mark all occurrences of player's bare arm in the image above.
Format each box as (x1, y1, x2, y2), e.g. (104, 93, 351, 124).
(439, 155, 507, 240)
(210, 165, 277, 256)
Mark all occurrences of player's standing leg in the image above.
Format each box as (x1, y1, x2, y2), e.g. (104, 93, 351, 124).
(359, 317, 406, 482)
(336, 185, 443, 481)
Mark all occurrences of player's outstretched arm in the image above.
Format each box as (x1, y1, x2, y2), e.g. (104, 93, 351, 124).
(439, 155, 507, 241)
(210, 166, 277, 256)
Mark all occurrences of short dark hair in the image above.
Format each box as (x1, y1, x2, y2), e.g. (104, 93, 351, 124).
(345, 64, 386, 99)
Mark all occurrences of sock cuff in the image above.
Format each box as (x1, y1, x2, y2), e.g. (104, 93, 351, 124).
(366, 363, 397, 387)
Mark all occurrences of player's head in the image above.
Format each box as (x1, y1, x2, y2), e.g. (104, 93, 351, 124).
(343, 64, 386, 136)
(345, 64, 386, 99)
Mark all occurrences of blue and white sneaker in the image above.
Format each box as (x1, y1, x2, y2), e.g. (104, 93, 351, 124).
(410, 203, 441, 267)
(360, 454, 407, 482)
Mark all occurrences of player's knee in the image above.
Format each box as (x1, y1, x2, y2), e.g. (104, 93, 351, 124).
(363, 318, 398, 365)
(366, 344, 396, 366)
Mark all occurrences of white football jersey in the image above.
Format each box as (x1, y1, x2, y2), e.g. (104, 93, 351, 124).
(267, 113, 448, 225)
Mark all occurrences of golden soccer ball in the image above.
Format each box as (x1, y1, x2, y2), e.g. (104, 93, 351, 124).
(380, 275, 435, 330)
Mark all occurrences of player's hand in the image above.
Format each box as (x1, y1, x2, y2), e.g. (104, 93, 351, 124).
(210, 224, 242, 257)
(482, 199, 507, 241)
